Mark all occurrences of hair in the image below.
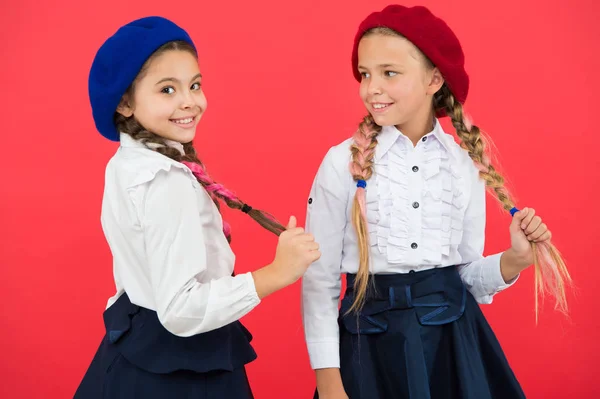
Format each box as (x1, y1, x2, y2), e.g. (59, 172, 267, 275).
(348, 27, 571, 320)
(114, 41, 285, 242)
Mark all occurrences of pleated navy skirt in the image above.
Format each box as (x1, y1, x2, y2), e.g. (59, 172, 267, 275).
(315, 266, 525, 399)
(74, 293, 256, 398)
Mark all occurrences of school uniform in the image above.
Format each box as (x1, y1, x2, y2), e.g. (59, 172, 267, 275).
(75, 134, 260, 398)
(302, 121, 526, 398)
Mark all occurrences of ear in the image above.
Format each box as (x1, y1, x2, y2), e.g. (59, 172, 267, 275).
(116, 96, 134, 117)
(427, 67, 445, 96)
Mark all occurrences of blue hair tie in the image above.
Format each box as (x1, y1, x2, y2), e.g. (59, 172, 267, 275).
(510, 207, 519, 216)
(357, 179, 367, 189)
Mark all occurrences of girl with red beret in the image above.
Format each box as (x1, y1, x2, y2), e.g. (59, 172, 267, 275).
(302, 5, 570, 399)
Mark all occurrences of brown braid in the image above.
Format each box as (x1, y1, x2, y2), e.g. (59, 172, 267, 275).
(114, 41, 286, 242)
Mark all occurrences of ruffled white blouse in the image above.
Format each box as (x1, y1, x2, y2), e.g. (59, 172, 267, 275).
(301, 120, 517, 369)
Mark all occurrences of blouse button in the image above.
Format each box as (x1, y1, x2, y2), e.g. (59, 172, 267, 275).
(412, 202, 420, 209)
(412, 166, 419, 172)
(422, 136, 428, 142)
(411, 243, 418, 249)
(308, 198, 313, 204)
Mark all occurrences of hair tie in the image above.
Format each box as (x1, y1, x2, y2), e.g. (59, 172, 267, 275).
(356, 179, 367, 189)
(510, 207, 519, 216)
(241, 204, 253, 214)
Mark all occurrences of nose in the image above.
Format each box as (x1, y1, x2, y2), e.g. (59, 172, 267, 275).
(367, 76, 383, 96)
(180, 89, 195, 109)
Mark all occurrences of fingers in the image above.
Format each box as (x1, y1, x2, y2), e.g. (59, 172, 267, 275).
(286, 216, 297, 229)
(283, 230, 316, 243)
(520, 208, 536, 229)
(524, 216, 542, 235)
(532, 230, 552, 243)
(299, 238, 320, 262)
(299, 233, 315, 242)
(282, 227, 305, 237)
(510, 208, 528, 231)
(304, 241, 320, 251)
(528, 224, 550, 241)
(514, 206, 552, 242)
(308, 250, 322, 262)
(517, 206, 552, 242)
(512, 208, 529, 224)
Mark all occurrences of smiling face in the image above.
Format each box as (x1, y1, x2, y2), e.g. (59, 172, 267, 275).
(357, 31, 444, 132)
(117, 46, 207, 143)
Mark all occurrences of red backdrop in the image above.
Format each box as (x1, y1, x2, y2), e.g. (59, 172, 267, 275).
(1, 0, 598, 397)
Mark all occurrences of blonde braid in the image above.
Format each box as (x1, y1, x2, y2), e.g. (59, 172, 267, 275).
(348, 115, 382, 313)
(436, 85, 571, 320)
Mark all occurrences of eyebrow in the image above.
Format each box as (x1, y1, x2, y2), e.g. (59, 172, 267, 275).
(155, 73, 202, 86)
(358, 63, 402, 70)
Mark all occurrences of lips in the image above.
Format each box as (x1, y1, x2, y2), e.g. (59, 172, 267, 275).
(170, 117, 194, 124)
(371, 102, 393, 112)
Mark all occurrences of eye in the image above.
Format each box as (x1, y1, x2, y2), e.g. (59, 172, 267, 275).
(360, 72, 370, 79)
(191, 82, 201, 90)
(161, 86, 175, 94)
(385, 71, 398, 77)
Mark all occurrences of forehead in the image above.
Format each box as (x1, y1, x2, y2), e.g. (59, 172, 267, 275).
(357, 34, 423, 67)
(143, 49, 200, 77)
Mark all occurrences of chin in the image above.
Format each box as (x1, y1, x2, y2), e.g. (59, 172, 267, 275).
(369, 114, 393, 127)
(173, 129, 197, 143)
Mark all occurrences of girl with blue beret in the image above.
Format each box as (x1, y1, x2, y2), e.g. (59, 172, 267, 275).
(75, 16, 321, 398)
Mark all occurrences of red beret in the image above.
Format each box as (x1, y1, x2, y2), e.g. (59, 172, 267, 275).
(351, 5, 469, 105)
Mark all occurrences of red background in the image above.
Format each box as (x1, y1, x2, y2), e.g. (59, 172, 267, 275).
(1, 0, 598, 397)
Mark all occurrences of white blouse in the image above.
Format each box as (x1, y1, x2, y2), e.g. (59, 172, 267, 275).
(101, 133, 260, 337)
(301, 120, 517, 369)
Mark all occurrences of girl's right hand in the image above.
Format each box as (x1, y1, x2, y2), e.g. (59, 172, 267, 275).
(271, 216, 321, 285)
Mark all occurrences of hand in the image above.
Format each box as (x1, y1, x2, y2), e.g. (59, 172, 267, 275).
(271, 216, 321, 285)
(319, 393, 349, 399)
(509, 207, 552, 266)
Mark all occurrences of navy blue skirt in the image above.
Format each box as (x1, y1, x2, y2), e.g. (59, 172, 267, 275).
(74, 293, 256, 398)
(316, 266, 525, 399)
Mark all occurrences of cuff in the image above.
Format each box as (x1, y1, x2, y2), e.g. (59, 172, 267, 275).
(307, 340, 340, 369)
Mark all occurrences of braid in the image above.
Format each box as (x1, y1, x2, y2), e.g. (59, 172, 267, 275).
(348, 115, 382, 313)
(115, 114, 285, 243)
(179, 143, 286, 237)
(435, 84, 571, 319)
(435, 86, 514, 211)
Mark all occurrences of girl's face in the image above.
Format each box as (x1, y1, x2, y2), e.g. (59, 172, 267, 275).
(357, 34, 443, 130)
(117, 49, 207, 143)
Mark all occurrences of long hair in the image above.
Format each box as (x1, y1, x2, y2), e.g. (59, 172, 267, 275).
(349, 28, 571, 319)
(115, 41, 286, 242)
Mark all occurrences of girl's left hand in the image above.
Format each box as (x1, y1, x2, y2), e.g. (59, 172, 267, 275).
(509, 207, 552, 266)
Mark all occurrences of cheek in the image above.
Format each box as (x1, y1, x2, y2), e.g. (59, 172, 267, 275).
(134, 92, 166, 116)
(389, 80, 424, 103)
(359, 82, 369, 102)
(387, 80, 410, 98)
(151, 100, 175, 118)
(196, 92, 207, 110)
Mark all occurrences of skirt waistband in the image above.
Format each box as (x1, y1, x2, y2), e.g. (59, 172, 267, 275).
(103, 292, 257, 374)
(342, 266, 466, 330)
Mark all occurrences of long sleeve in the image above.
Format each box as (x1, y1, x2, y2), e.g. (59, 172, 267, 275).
(457, 165, 518, 304)
(302, 149, 349, 369)
(140, 167, 260, 336)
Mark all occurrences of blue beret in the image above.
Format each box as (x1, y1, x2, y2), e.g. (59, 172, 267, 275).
(88, 16, 196, 141)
